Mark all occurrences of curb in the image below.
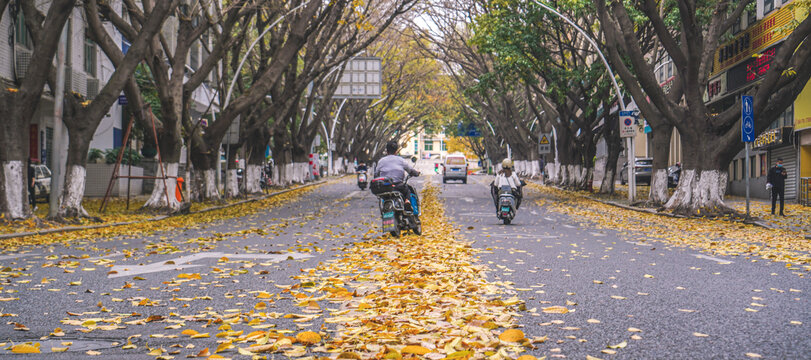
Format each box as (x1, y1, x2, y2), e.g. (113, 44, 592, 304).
(0, 176, 346, 241)
(533, 181, 778, 231)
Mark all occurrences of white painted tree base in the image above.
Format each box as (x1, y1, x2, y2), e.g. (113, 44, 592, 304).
(664, 169, 731, 215)
(225, 169, 240, 198)
(58, 165, 90, 218)
(2, 161, 26, 219)
(649, 169, 669, 204)
(143, 163, 180, 212)
(600, 169, 615, 193)
(245, 165, 262, 194)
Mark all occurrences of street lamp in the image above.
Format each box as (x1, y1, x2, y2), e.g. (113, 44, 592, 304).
(531, 0, 635, 201)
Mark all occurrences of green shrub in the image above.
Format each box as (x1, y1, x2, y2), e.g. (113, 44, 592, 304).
(104, 148, 143, 166)
(87, 148, 104, 163)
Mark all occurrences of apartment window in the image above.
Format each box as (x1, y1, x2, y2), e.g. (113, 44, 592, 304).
(750, 156, 756, 178)
(666, 63, 673, 78)
(783, 104, 794, 127)
(440, 141, 447, 151)
(424, 141, 433, 151)
(15, 10, 32, 48)
(732, 16, 741, 34)
(413, 140, 418, 153)
(190, 42, 200, 71)
(84, 31, 97, 77)
(732, 160, 738, 181)
(747, 11, 756, 28)
(760, 154, 767, 176)
(764, 0, 775, 14)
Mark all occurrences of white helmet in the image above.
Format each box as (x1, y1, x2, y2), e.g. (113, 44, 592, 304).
(501, 158, 513, 169)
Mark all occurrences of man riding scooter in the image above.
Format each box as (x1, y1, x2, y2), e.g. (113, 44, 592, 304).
(490, 159, 525, 212)
(375, 141, 420, 213)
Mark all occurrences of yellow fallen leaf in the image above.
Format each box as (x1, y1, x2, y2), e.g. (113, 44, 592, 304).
(401, 345, 432, 355)
(10, 344, 40, 354)
(295, 331, 321, 344)
(587, 318, 601, 324)
(608, 341, 627, 349)
(86, 350, 102, 355)
(542, 306, 569, 314)
(51, 347, 69, 352)
(337, 351, 362, 359)
(516, 356, 536, 360)
(627, 327, 642, 332)
(693, 332, 709, 337)
(586, 356, 603, 360)
(745, 353, 762, 358)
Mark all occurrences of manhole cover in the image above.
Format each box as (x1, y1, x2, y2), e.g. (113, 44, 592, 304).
(3, 338, 124, 354)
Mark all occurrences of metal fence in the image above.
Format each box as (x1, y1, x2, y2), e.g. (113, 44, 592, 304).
(801, 177, 811, 206)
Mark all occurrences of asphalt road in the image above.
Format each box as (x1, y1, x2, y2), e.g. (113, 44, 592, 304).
(0, 173, 807, 359)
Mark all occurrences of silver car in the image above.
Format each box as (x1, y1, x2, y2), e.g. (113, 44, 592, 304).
(32, 164, 52, 199)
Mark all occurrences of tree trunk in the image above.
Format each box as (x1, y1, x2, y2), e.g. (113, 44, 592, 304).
(648, 124, 673, 205)
(664, 133, 734, 216)
(57, 122, 93, 219)
(599, 133, 621, 194)
(0, 91, 29, 220)
(143, 129, 182, 211)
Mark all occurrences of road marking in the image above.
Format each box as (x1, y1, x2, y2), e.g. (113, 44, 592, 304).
(626, 241, 653, 247)
(341, 190, 362, 200)
(590, 232, 605, 237)
(530, 210, 539, 215)
(562, 224, 578, 229)
(108, 251, 312, 278)
(457, 212, 494, 217)
(0, 253, 39, 261)
(544, 217, 555, 221)
(462, 197, 474, 203)
(693, 254, 733, 264)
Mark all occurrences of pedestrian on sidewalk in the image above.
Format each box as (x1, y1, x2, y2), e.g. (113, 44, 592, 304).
(767, 158, 788, 216)
(27, 159, 37, 211)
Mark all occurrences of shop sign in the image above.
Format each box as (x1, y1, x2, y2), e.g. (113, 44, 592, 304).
(794, 78, 811, 131)
(753, 127, 792, 149)
(727, 44, 781, 93)
(704, 72, 727, 103)
(711, 3, 802, 76)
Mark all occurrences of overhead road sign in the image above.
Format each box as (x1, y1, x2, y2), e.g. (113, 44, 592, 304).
(333, 57, 382, 99)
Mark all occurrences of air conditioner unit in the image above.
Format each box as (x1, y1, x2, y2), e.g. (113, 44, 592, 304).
(86, 77, 100, 99)
(71, 70, 87, 97)
(14, 48, 32, 80)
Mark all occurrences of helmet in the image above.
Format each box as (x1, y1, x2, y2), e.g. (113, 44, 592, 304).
(501, 158, 513, 169)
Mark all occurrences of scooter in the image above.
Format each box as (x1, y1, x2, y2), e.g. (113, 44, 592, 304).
(357, 170, 368, 190)
(370, 175, 421, 238)
(497, 185, 517, 225)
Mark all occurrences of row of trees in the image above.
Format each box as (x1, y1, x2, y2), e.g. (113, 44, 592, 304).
(423, 0, 811, 215)
(0, 0, 443, 221)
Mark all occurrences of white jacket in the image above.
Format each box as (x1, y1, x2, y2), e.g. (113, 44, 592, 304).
(494, 172, 521, 190)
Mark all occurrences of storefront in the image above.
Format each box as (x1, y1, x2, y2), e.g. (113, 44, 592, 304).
(753, 127, 797, 200)
(796, 80, 811, 205)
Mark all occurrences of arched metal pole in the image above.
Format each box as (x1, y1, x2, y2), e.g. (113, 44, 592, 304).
(531, 0, 634, 201)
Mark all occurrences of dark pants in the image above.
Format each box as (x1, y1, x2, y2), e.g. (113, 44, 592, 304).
(771, 187, 785, 215)
(395, 183, 418, 213)
(28, 186, 36, 206)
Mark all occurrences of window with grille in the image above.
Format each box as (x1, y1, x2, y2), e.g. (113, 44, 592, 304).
(15, 10, 32, 48)
(424, 141, 433, 151)
(84, 31, 97, 77)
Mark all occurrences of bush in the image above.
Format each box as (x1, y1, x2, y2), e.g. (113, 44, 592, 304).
(87, 148, 104, 163)
(104, 148, 143, 166)
(141, 145, 157, 159)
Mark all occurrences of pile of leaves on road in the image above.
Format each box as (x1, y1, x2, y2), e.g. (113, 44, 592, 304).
(528, 183, 811, 268)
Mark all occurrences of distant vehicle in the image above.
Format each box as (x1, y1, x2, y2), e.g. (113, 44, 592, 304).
(443, 154, 468, 184)
(32, 164, 52, 200)
(667, 163, 681, 187)
(620, 158, 653, 185)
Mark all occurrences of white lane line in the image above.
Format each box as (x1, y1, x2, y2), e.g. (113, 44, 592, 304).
(341, 190, 362, 201)
(0, 253, 39, 261)
(530, 210, 539, 215)
(108, 252, 313, 278)
(544, 217, 555, 221)
(462, 197, 474, 203)
(626, 241, 653, 247)
(693, 254, 733, 264)
(562, 224, 578, 229)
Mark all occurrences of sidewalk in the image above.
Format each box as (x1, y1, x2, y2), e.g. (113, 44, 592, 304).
(547, 182, 811, 238)
(0, 176, 346, 242)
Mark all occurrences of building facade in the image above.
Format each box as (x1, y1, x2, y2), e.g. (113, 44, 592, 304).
(712, 0, 809, 202)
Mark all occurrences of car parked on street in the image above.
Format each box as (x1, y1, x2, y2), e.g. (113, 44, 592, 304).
(32, 164, 52, 200)
(442, 154, 468, 184)
(620, 158, 653, 185)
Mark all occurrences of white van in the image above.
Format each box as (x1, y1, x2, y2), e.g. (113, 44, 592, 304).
(442, 154, 468, 184)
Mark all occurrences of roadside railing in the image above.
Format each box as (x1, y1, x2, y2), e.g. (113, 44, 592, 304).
(801, 177, 811, 206)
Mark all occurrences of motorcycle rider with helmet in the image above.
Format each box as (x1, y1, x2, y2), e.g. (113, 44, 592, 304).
(490, 159, 524, 211)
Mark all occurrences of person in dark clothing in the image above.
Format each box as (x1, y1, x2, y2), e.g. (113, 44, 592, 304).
(767, 158, 788, 216)
(27, 159, 36, 209)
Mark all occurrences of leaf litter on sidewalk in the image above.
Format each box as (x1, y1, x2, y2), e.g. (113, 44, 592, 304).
(528, 184, 811, 268)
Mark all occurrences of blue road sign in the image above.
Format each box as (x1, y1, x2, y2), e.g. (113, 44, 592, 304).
(741, 95, 754, 142)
